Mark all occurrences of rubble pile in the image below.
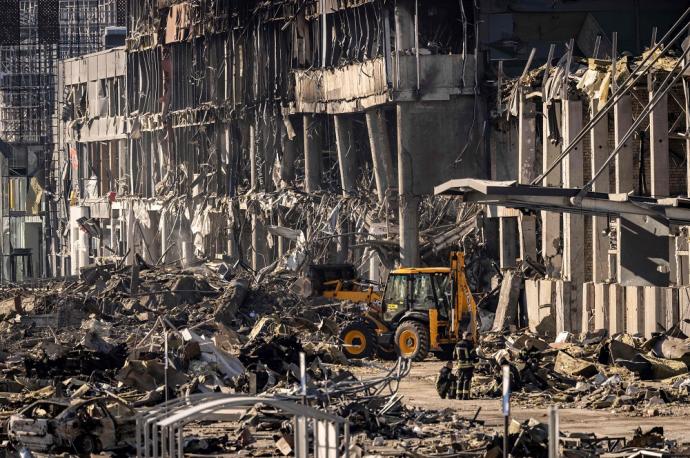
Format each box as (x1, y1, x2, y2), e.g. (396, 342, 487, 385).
(474, 328, 690, 417)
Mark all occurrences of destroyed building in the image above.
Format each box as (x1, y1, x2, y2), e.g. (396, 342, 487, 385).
(4, 0, 690, 355)
(0, 0, 127, 283)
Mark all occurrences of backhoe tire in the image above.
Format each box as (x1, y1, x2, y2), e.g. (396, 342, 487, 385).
(340, 321, 376, 359)
(394, 321, 430, 361)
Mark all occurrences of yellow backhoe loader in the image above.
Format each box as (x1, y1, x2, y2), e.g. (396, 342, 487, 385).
(339, 251, 478, 361)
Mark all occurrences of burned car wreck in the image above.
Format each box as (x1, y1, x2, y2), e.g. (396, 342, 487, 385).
(8, 397, 135, 454)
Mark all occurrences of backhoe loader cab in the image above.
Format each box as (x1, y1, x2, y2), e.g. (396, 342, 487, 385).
(339, 251, 477, 362)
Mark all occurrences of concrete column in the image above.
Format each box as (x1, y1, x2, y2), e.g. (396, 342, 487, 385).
(614, 95, 634, 193)
(593, 282, 609, 331)
(679, 286, 690, 336)
(280, 120, 297, 187)
(666, 288, 680, 331)
(643, 286, 666, 338)
(561, 100, 585, 332)
(499, 216, 518, 269)
(334, 114, 357, 195)
(517, 96, 537, 265)
(303, 114, 322, 193)
(70, 206, 90, 275)
(518, 95, 537, 184)
(399, 194, 420, 266)
(555, 280, 571, 333)
(126, 202, 135, 265)
(608, 283, 625, 334)
(366, 109, 395, 202)
(542, 102, 562, 277)
(394, 0, 415, 52)
(625, 285, 644, 336)
(250, 121, 268, 271)
(518, 214, 537, 263)
(249, 124, 258, 192)
(649, 88, 669, 197)
(582, 282, 595, 332)
(590, 102, 610, 283)
(525, 279, 540, 332)
(537, 279, 556, 338)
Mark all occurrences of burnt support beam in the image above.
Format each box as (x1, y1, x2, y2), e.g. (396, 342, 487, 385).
(303, 114, 322, 193)
(366, 109, 395, 202)
(499, 216, 518, 269)
(399, 194, 420, 267)
(250, 122, 268, 271)
(280, 116, 297, 187)
(334, 114, 357, 195)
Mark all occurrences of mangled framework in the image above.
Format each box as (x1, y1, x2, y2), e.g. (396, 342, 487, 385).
(59, 0, 481, 283)
(490, 9, 690, 336)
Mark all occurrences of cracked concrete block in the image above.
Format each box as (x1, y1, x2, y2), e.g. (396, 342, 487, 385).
(582, 282, 595, 333)
(625, 285, 644, 336)
(644, 286, 666, 338)
(593, 282, 609, 331)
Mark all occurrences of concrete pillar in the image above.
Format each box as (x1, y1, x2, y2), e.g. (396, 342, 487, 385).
(679, 286, 690, 336)
(517, 96, 537, 265)
(537, 279, 556, 337)
(518, 95, 537, 184)
(126, 203, 135, 265)
(555, 280, 571, 333)
(366, 109, 395, 202)
(399, 194, 420, 266)
(614, 95, 634, 193)
(280, 118, 297, 187)
(582, 282, 595, 332)
(593, 282, 609, 331)
(394, 0, 415, 52)
(608, 283, 625, 335)
(542, 102, 562, 278)
(69, 206, 90, 275)
(499, 217, 518, 269)
(649, 89, 669, 197)
(590, 102, 610, 283)
(525, 279, 540, 332)
(249, 124, 258, 192)
(518, 214, 537, 263)
(561, 100, 584, 332)
(666, 287, 679, 331)
(334, 114, 357, 195)
(250, 122, 268, 271)
(625, 285, 644, 336)
(643, 286, 666, 338)
(303, 114, 322, 193)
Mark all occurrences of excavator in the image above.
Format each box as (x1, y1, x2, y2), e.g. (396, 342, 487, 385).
(337, 251, 478, 361)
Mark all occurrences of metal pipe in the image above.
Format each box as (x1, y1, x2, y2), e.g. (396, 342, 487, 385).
(534, 7, 690, 185)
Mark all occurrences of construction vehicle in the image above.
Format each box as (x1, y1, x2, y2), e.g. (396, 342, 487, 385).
(292, 264, 381, 303)
(339, 251, 478, 361)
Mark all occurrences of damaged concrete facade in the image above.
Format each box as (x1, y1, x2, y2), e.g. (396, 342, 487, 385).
(488, 2, 690, 338)
(56, 0, 487, 281)
(30, 0, 690, 344)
